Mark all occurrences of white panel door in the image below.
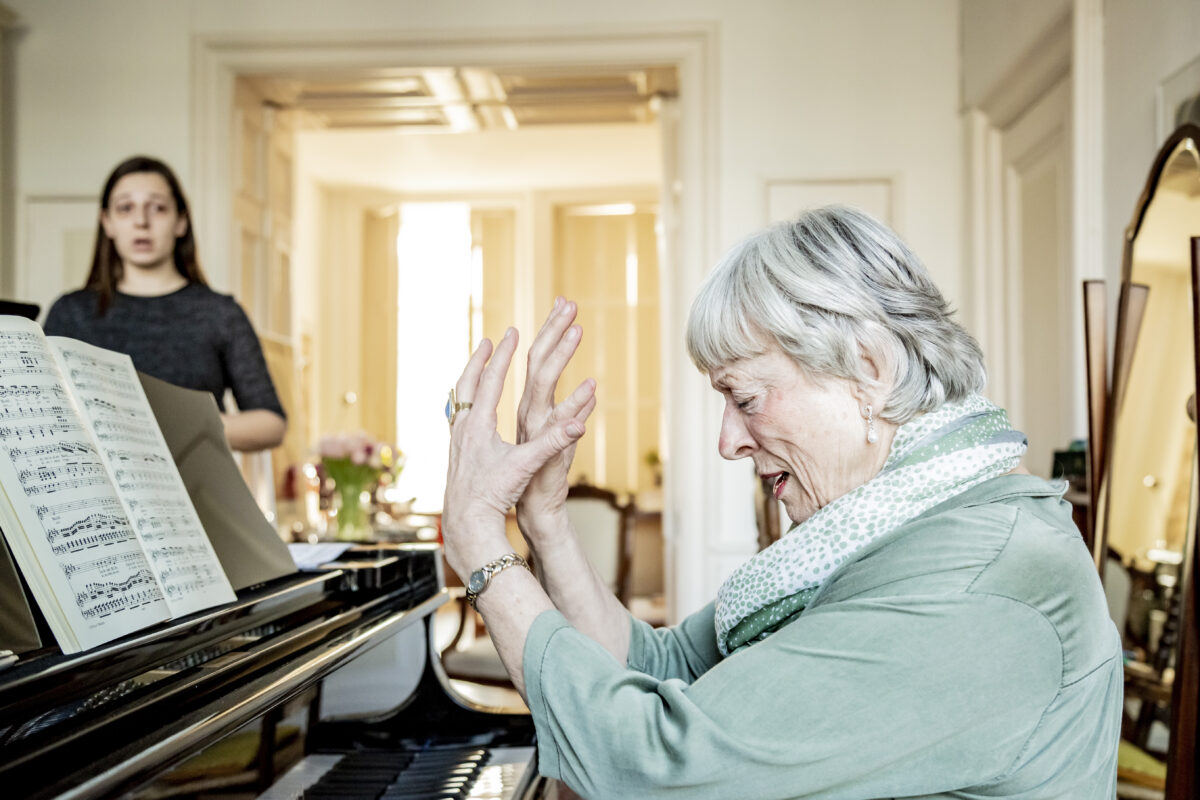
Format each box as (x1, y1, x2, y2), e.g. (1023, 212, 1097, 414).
(1000, 77, 1073, 478)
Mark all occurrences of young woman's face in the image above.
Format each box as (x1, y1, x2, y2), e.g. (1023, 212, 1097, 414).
(100, 171, 188, 272)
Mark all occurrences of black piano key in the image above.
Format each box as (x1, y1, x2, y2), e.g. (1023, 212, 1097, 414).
(400, 766, 477, 778)
(322, 771, 402, 782)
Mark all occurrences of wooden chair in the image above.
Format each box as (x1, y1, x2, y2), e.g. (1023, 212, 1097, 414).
(438, 589, 514, 687)
(563, 482, 635, 606)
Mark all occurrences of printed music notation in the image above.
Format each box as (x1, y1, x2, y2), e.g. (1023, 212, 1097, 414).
(18, 461, 108, 485)
(149, 543, 212, 562)
(20, 467, 110, 497)
(35, 495, 126, 521)
(127, 496, 189, 514)
(0, 402, 72, 421)
(67, 367, 141, 401)
(0, 418, 80, 442)
(114, 467, 174, 485)
(61, 549, 152, 579)
(51, 528, 133, 556)
(51, 336, 237, 617)
(77, 571, 163, 619)
(7, 440, 98, 467)
(106, 449, 169, 467)
(0, 329, 47, 348)
(0, 358, 46, 377)
(0, 332, 54, 377)
(133, 513, 196, 537)
(158, 561, 222, 586)
(0, 384, 68, 400)
(92, 417, 159, 446)
(0, 320, 236, 652)
(57, 347, 127, 376)
(83, 396, 143, 418)
(47, 514, 133, 555)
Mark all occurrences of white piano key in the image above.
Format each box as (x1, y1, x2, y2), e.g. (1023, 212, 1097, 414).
(254, 753, 343, 800)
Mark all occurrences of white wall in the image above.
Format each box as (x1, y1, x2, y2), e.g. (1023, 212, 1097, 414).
(1103, 0, 1200, 284)
(959, 0, 1071, 108)
(7, 0, 964, 302)
(5, 0, 964, 618)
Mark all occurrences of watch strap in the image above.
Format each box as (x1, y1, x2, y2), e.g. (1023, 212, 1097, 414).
(465, 552, 529, 609)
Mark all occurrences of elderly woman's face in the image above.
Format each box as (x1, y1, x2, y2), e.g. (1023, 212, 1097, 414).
(710, 346, 888, 524)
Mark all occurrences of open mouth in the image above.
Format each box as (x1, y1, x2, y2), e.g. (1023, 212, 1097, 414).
(761, 471, 789, 499)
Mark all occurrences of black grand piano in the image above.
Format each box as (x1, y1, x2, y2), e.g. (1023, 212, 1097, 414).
(0, 543, 549, 800)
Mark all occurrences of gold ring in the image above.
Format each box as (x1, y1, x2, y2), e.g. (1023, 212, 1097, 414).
(446, 388, 473, 427)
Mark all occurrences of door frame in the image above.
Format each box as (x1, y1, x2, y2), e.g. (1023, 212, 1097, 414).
(191, 24, 720, 621)
(962, 4, 1104, 453)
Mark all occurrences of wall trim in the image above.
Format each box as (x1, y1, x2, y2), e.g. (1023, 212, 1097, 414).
(963, 4, 1102, 449)
(975, 11, 1072, 129)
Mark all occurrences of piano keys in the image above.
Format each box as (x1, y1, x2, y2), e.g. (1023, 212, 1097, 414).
(0, 542, 549, 800)
(258, 746, 538, 799)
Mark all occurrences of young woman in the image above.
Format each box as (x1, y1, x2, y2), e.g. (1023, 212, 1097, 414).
(43, 155, 286, 452)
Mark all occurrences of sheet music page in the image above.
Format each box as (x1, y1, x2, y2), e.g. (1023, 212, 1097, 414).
(48, 336, 237, 616)
(0, 317, 169, 652)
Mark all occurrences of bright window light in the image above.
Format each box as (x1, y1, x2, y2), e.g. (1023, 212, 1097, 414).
(392, 203, 472, 513)
(625, 251, 639, 307)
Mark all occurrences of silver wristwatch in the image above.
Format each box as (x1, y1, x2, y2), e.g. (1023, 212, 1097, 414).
(465, 553, 529, 609)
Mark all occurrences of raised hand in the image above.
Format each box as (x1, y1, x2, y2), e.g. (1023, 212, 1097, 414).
(442, 328, 586, 579)
(516, 299, 597, 538)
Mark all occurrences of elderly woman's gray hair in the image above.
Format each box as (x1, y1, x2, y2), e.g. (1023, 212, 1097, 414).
(686, 205, 985, 423)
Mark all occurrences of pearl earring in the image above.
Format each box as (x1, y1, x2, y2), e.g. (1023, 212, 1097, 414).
(866, 404, 878, 444)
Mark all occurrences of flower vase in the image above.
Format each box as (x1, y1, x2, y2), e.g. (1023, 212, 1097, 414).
(334, 480, 372, 541)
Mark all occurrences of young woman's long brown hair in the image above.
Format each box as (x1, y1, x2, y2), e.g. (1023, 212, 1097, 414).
(87, 156, 208, 314)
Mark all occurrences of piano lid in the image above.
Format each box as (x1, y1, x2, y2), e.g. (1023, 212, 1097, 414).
(0, 543, 447, 800)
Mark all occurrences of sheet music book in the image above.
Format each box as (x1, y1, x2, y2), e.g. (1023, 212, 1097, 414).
(0, 316, 237, 653)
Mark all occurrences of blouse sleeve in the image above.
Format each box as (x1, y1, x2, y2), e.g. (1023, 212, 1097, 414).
(220, 300, 286, 419)
(522, 592, 1062, 800)
(626, 602, 722, 682)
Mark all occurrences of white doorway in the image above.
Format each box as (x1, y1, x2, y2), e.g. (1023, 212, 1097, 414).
(964, 24, 1077, 480)
(191, 27, 719, 621)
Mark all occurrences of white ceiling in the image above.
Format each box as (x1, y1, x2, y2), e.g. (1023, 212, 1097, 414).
(245, 65, 678, 133)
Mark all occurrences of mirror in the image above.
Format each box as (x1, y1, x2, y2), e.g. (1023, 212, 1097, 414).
(1102, 124, 1200, 797)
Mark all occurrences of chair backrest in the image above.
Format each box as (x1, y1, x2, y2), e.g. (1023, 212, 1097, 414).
(565, 483, 634, 605)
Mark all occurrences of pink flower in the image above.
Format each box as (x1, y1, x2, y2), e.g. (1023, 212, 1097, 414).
(315, 431, 403, 477)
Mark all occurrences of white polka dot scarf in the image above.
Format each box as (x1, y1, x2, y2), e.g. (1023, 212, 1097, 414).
(714, 394, 1027, 656)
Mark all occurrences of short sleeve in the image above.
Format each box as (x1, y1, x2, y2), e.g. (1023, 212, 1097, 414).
(219, 300, 286, 419)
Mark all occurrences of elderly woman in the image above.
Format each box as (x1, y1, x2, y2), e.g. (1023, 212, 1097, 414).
(442, 206, 1121, 799)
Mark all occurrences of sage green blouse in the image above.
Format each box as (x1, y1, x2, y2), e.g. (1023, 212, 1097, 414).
(523, 475, 1122, 799)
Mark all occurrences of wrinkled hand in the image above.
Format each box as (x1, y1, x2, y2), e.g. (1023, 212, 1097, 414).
(442, 328, 586, 578)
(516, 299, 597, 536)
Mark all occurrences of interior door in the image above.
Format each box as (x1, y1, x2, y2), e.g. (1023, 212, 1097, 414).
(231, 79, 302, 510)
(999, 76, 1073, 479)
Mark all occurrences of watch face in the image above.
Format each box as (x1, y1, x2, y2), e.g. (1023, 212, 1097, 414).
(468, 570, 487, 594)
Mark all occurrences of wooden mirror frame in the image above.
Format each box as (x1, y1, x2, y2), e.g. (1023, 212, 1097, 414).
(1098, 123, 1200, 798)
(1082, 278, 1107, 554)
(1173, 235, 1200, 796)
